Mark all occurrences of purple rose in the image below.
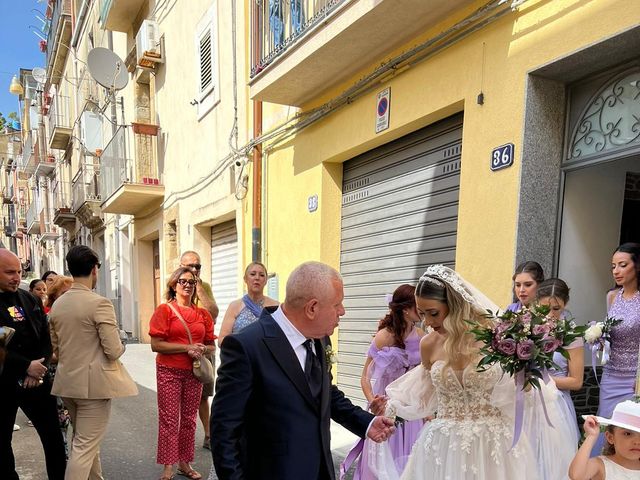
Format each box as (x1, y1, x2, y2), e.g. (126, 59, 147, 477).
(494, 322, 510, 336)
(532, 324, 550, 336)
(521, 312, 532, 324)
(497, 338, 517, 356)
(516, 339, 535, 360)
(542, 338, 562, 353)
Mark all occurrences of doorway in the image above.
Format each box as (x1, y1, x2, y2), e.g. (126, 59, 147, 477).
(557, 157, 640, 326)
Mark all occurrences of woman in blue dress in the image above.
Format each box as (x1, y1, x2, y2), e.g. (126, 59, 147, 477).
(217, 262, 279, 346)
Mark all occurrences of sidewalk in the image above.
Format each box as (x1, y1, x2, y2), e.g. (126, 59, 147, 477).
(121, 344, 359, 469)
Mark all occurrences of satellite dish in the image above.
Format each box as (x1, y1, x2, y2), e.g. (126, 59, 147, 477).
(87, 47, 128, 91)
(32, 67, 46, 85)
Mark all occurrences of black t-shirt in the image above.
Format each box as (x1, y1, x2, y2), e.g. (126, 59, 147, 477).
(0, 290, 46, 367)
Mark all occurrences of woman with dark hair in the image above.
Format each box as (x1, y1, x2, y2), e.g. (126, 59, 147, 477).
(536, 278, 583, 439)
(41, 270, 58, 290)
(506, 261, 544, 312)
(592, 242, 640, 456)
(347, 284, 424, 478)
(149, 267, 216, 480)
(217, 262, 278, 346)
(29, 279, 47, 305)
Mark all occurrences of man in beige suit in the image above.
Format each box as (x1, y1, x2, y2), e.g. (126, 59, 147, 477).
(49, 246, 138, 480)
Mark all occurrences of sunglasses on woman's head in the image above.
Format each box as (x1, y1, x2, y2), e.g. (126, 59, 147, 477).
(177, 279, 197, 287)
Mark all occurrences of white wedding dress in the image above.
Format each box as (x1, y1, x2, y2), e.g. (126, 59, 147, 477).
(366, 359, 576, 480)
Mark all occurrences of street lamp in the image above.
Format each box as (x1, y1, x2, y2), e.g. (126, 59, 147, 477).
(9, 76, 24, 96)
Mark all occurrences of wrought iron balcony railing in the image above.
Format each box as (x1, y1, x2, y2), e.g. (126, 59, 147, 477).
(72, 163, 101, 213)
(48, 94, 72, 150)
(251, 0, 346, 77)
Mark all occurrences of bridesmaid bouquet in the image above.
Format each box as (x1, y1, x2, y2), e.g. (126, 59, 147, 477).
(469, 305, 586, 390)
(584, 316, 622, 365)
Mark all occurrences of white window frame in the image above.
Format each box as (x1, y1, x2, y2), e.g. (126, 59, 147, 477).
(195, 2, 220, 120)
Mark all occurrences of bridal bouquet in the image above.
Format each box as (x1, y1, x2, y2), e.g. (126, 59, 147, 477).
(469, 305, 587, 390)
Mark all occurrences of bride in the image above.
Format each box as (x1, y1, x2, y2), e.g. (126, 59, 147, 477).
(366, 265, 576, 480)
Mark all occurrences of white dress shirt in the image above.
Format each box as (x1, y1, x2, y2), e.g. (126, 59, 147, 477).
(271, 305, 316, 372)
(270, 306, 377, 436)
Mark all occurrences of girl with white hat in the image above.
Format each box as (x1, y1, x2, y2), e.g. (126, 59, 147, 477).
(569, 400, 640, 479)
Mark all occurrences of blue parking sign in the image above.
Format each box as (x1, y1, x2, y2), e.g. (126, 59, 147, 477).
(490, 143, 515, 171)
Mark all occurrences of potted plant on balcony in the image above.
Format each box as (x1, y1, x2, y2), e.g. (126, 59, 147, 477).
(131, 121, 159, 136)
(46, 154, 55, 163)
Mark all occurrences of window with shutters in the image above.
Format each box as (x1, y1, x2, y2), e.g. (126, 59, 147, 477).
(198, 28, 213, 96)
(195, 3, 220, 119)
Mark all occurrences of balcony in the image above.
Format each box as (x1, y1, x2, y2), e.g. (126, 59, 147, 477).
(34, 152, 57, 177)
(100, 126, 164, 216)
(250, 0, 475, 106)
(46, 0, 72, 86)
(1, 188, 13, 204)
(99, 0, 146, 32)
(72, 163, 103, 230)
(16, 204, 27, 231)
(51, 178, 75, 230)
(26, 199, 42, 235)
(18, 135, 34, 178)
(40, 221, 61, 242)
(48, 95, 72, 150)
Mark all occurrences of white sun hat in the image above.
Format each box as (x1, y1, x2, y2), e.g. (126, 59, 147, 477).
(586, 400, 640, 434)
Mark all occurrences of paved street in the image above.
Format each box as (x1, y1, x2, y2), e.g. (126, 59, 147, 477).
(12, 344, 359, 479)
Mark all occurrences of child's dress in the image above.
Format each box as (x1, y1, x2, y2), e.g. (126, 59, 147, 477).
(600, 456, 639, 480)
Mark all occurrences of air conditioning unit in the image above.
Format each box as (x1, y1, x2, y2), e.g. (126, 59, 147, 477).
(136, 20, 163, 69)
(80, 111, 103, 154)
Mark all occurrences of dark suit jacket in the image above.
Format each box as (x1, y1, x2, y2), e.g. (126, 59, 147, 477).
(211, 308, 373, 480)
(0, 289, 51, 387)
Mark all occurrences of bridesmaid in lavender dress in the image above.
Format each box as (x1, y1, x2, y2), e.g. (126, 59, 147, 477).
(536, 278, 584, 440)
(506, 261, 544, 312)
(592, 242, 640, 456)
(346, 284, 425, 479)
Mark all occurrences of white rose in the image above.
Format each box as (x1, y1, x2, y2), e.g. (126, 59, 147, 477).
(584, 323, 604, 343)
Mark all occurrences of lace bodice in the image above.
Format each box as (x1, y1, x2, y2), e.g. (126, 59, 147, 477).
(431, 361, 505, 423)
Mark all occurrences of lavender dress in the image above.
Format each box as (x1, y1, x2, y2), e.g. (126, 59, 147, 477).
(353, 329, 423, 479)
(592, 289, 640, 455)
(550, 337, 583, 441)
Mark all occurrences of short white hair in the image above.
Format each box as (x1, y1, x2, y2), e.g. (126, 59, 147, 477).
(285, 261, 342, 309)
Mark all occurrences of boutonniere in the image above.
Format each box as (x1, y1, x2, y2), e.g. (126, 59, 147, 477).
(325, 345, 337, 372)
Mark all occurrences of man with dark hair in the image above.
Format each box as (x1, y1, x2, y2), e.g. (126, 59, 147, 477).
(0, 248, 66, 480)
(49, 245, 137, 479)
(65, 245, 100, 278)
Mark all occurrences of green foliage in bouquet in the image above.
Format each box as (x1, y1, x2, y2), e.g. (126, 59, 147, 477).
(468, 305, 588, 390)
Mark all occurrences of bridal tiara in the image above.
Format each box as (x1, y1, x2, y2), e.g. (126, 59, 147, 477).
(419, 265, 476, 304)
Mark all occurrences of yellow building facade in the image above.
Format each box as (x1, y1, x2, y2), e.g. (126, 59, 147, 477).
(245, 0, 640, 400)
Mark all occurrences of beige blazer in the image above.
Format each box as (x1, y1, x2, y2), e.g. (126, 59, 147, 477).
(49, 283, 138, 399)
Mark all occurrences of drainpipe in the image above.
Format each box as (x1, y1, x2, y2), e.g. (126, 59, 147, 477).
(107, 30, 123, 328)
(252, 101, 262, 263)
(251, 1, 262, 262)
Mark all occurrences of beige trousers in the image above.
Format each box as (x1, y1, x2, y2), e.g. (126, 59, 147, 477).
(63, 398, 111, 480)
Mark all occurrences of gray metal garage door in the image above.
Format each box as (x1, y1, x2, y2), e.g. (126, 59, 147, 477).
(338, 114, 463, 406)
(211, 220, 238, 337)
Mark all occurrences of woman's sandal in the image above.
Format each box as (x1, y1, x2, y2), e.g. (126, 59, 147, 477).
(159, 475, 174, 480)
(177, 468, 202, 480)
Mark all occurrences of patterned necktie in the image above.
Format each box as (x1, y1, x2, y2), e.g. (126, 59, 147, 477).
(303, 339, 322, 399)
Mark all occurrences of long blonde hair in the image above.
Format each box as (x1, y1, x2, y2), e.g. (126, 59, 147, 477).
(416, 274, 492, 369)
